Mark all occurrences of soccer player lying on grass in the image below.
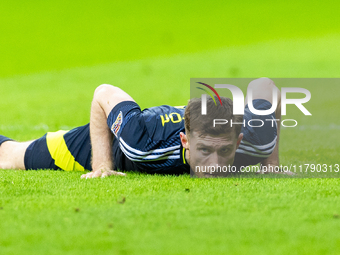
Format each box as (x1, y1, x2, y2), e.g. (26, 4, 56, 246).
(0, 78, 286, 178)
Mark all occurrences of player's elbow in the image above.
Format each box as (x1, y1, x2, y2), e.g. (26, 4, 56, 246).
(248, 77, 275, 90)
(94, 84, 115, 98)
(93, 84, 123, 103)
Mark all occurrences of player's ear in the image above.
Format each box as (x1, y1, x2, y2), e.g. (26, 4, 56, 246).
(236, 133, 243, 148)
(180, 132, 189, 149)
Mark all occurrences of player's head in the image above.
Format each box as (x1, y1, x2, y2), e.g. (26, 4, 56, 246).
(180, 96, 243, 177)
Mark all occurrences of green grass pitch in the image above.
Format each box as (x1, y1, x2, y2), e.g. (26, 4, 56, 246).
(1, 0, 340, 254)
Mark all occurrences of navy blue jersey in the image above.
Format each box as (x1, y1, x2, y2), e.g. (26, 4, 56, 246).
(107, 101, 190, 174)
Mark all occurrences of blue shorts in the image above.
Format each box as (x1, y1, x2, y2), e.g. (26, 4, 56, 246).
(24, 124, 92, 171)
(233, 99, 278, 168)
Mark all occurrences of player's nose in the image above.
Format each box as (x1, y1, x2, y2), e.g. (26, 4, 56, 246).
(207, 152, 219, 166)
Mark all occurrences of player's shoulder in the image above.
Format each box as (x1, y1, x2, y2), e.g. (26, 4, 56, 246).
(142, 105, 185, 125)
(139, 105, 186, 140)
(143, 105, 186, 115)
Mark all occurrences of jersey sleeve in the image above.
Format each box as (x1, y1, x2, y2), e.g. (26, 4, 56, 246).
(107, 101, 141, 139)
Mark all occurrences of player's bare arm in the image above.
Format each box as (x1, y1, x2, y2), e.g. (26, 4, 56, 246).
(245, 78, 292, 175)
(81, 84, 134, 179)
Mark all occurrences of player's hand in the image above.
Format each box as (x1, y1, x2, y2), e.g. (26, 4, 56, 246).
(81, 169, 126, 179)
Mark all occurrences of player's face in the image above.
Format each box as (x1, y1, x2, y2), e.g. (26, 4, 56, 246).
(188, 131, 241, 177)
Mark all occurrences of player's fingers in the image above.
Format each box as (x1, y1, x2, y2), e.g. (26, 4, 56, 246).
(81, 172, 94, 179)
(113, 171, 126, 176)
(103, 170, 126, 177)
(101, 171, 115, 178)
(82, 170, 101, 179)
(92, 170, 103, 178)
(101, 172, 109, 178)
(83, 170, 126, 179)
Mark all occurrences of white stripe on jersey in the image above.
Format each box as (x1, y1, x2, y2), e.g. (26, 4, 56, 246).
(119, 143, 180, 162)
(120, 143, 180, 160)
(236, 137, 277, 156)
(238, 143, 275, 155)
(119, 137, 180, 155)
(118, 137, 181, 162)
(240, 136, 277, 150)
